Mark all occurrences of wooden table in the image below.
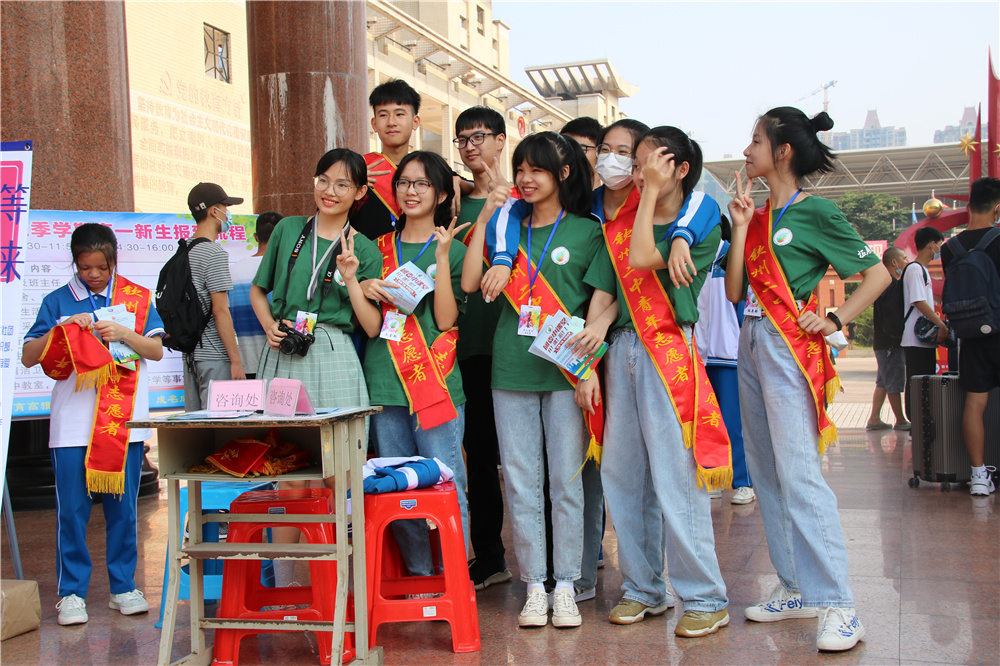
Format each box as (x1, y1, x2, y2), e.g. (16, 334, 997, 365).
(129, 408, 383, 666)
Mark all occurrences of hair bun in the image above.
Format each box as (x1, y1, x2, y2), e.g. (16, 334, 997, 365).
(810, 112, 834, 133)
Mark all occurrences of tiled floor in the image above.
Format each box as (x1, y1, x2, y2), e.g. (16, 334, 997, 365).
(2, 391, 998, 664)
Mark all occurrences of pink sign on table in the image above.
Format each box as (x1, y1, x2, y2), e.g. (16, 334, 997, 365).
(207, 379, 266, 411)
(264, 378, 315, 416)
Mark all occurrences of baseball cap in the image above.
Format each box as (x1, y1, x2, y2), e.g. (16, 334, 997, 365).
(187, 182, 244, 215)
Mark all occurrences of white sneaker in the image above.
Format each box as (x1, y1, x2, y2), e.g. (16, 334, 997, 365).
(970, 467, 996, 496)
(816, 606, 866, 651)
(109, 589, 149, 615)
(744, 583, 818, 622)
(731, 487, 756, 505)
(551, 587, 582, 628)
(548, 584, 596, 609)
(518, 588, 549, 627)
(56, 594, 88, 625)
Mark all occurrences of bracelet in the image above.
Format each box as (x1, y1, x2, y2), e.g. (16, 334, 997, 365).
(826, 312, 843, 331)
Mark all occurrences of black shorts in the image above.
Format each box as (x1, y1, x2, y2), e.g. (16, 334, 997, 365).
(958, 338, 1000, 393)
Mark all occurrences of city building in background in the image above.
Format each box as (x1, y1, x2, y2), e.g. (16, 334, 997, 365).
(934, 106, 987, 143)
(820, 109, 907, 151)
(524, 60, 636, 127)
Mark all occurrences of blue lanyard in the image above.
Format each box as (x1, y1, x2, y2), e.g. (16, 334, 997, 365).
(86, 277, 113, 318)
(526, 210, 564, 302)
(773, 189, 801, 227)
(396, 234, 435, 267)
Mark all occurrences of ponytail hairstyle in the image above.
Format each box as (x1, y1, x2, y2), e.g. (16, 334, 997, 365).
(71, 223, 118, 272)
(314, 148, 368, 216)
(758, 106, 836, 180)
(511, 131, 593, 217)
(636, 126, 704, 200)
(392, 151, 455, 232)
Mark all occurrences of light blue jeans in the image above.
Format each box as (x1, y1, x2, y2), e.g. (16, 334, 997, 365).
(738, 316, 854, 608)
(373, 405, 468, 577)
(578, 459, 604, 591)
(601, 328, 728, 612)
(493, 389, 585, 583)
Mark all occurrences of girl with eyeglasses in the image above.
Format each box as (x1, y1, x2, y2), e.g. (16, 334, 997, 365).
(360, 150, 471, 578)
(725, 107, 889, 651)
(461, 131, 616, 629)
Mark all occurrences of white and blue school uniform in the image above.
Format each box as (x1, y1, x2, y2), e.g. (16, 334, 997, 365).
(24, 274, 164, 598)
(694, 240, 752, 489)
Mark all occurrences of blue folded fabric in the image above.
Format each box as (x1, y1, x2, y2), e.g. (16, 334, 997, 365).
(362, 458, 444, 494)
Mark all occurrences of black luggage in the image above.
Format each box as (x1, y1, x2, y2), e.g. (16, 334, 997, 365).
(908, 374, 1000, 490)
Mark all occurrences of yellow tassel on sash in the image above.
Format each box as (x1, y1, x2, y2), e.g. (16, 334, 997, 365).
(86, 469, 126, 497)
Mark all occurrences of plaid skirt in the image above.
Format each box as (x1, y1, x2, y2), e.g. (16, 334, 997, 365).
(256, 324, 370, 411)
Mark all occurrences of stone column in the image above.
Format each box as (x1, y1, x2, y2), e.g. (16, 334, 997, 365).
(0, 0, 134, 212)
(247, 0, 369, 215)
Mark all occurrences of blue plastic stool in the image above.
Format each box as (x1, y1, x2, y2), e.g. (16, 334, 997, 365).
(156, 480, 276, 628)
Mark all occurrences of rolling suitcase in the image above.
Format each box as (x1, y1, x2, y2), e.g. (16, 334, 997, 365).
(908, 373, 1000, 490)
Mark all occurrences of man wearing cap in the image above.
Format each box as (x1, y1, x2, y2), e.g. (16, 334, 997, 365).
(185, 182, 245, 410)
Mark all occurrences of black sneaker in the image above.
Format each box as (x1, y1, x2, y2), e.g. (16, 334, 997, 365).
(468, 558, 513, 590)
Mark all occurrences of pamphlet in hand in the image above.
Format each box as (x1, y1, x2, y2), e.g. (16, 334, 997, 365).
(528, 310, 607, 381)
(383, 261, 435, 314)
(93, 304, 139, 371)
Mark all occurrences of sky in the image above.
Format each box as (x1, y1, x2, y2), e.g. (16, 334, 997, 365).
(492, 0, 1000, 160)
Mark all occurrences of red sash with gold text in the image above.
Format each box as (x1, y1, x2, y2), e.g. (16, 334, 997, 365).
(602, 187, 732, 490)
(744, 201, 840, 453)
(39, 276, 152, 496)
(364, 152, 401, 219)
(500, 243, 606, 464)
(377, 234, 459, 430)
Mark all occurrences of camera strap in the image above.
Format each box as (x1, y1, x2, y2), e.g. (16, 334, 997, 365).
(275, 215, 348, 320)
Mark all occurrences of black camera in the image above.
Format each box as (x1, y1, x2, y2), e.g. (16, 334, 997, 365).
(277, 322, 314, 357)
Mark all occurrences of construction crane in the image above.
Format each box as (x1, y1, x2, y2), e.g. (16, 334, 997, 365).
(797, 80, 837, 113)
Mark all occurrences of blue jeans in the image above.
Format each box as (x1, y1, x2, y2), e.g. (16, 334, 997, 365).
(601, 328, 728, 611)
(706, 365, 752, 489)
(373, 405, 468, 577)
(51, 441, 144, 597)
(738, 316, 854, 608)
(578, 459, 604, 591)
(493, 389, 585, 583)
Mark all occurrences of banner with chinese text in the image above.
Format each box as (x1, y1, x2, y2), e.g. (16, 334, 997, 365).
(2, 140, 33, 484)
(14, 210, 260, 418)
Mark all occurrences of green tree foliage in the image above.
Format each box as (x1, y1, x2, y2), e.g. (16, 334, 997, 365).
(836, 192, 904, 244)
(852, 305, 874, 348)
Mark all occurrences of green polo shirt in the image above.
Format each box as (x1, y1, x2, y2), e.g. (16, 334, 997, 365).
(456, 196, 504, 361)
(491, 213, 609, 392)
(590, 223, 722, 330)
(364, 235, 468, 408)
(253, 215, 382, 332)
(739, 196, 880, 299)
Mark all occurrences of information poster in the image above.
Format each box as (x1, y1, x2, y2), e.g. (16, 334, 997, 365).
(13, 210, 259, 417)
(2, 141, 33, 483)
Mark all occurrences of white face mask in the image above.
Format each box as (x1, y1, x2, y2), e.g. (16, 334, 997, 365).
(595, 153, 633, 189)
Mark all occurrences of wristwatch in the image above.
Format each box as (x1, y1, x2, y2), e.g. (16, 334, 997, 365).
(826, 312, 843, 331)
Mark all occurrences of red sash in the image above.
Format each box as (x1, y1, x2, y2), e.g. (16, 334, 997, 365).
(377, 234, 459, 430)
(500, 237, 606, 464)
(39, 276, 152, 496)
(602, 187, 732, 490)
(745, 201, 840, 453)
(364, 152, 401, 219)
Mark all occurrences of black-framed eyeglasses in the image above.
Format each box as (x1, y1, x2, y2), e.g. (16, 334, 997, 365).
(452, 132, 497, 149)
(313, 176, 357, 196)
(394, 178, 433, 194)
(597, 144, 633, 158)
(577, 144, 597, 154)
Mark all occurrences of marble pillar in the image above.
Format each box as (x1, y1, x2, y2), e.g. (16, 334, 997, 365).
(0, 0, 134, 212)
(247, 0, 370, 216)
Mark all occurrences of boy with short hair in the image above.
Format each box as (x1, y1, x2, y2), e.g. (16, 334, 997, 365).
(902, 225, 948, 420)
(561, 117, 603, 189)
(452, 105, 513, 590)
(355, 79, 422, 240)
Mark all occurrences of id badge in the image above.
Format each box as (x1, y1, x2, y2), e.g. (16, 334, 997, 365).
(517, 304, 541, 337)
(295, 310, 318, 334)
(380, 310, 406, 341)
(744, 287, 762, 318)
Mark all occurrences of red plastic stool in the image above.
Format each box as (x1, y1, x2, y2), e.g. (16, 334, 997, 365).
(211, 488, 354, 666)
(364, 481, 480, 652)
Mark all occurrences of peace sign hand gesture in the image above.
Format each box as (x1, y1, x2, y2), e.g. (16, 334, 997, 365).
(336, 226, 360, 282)
(482, 157, 512, 214)
(727, 171, 756, 229)
(367, 157, 391, 188)
(434, 216, 472, 261)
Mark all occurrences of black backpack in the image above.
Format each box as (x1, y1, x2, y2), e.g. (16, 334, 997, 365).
(942, 227, 1000, 338)
(873, 262, 916, 345)
(156, 237, 211, 353)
